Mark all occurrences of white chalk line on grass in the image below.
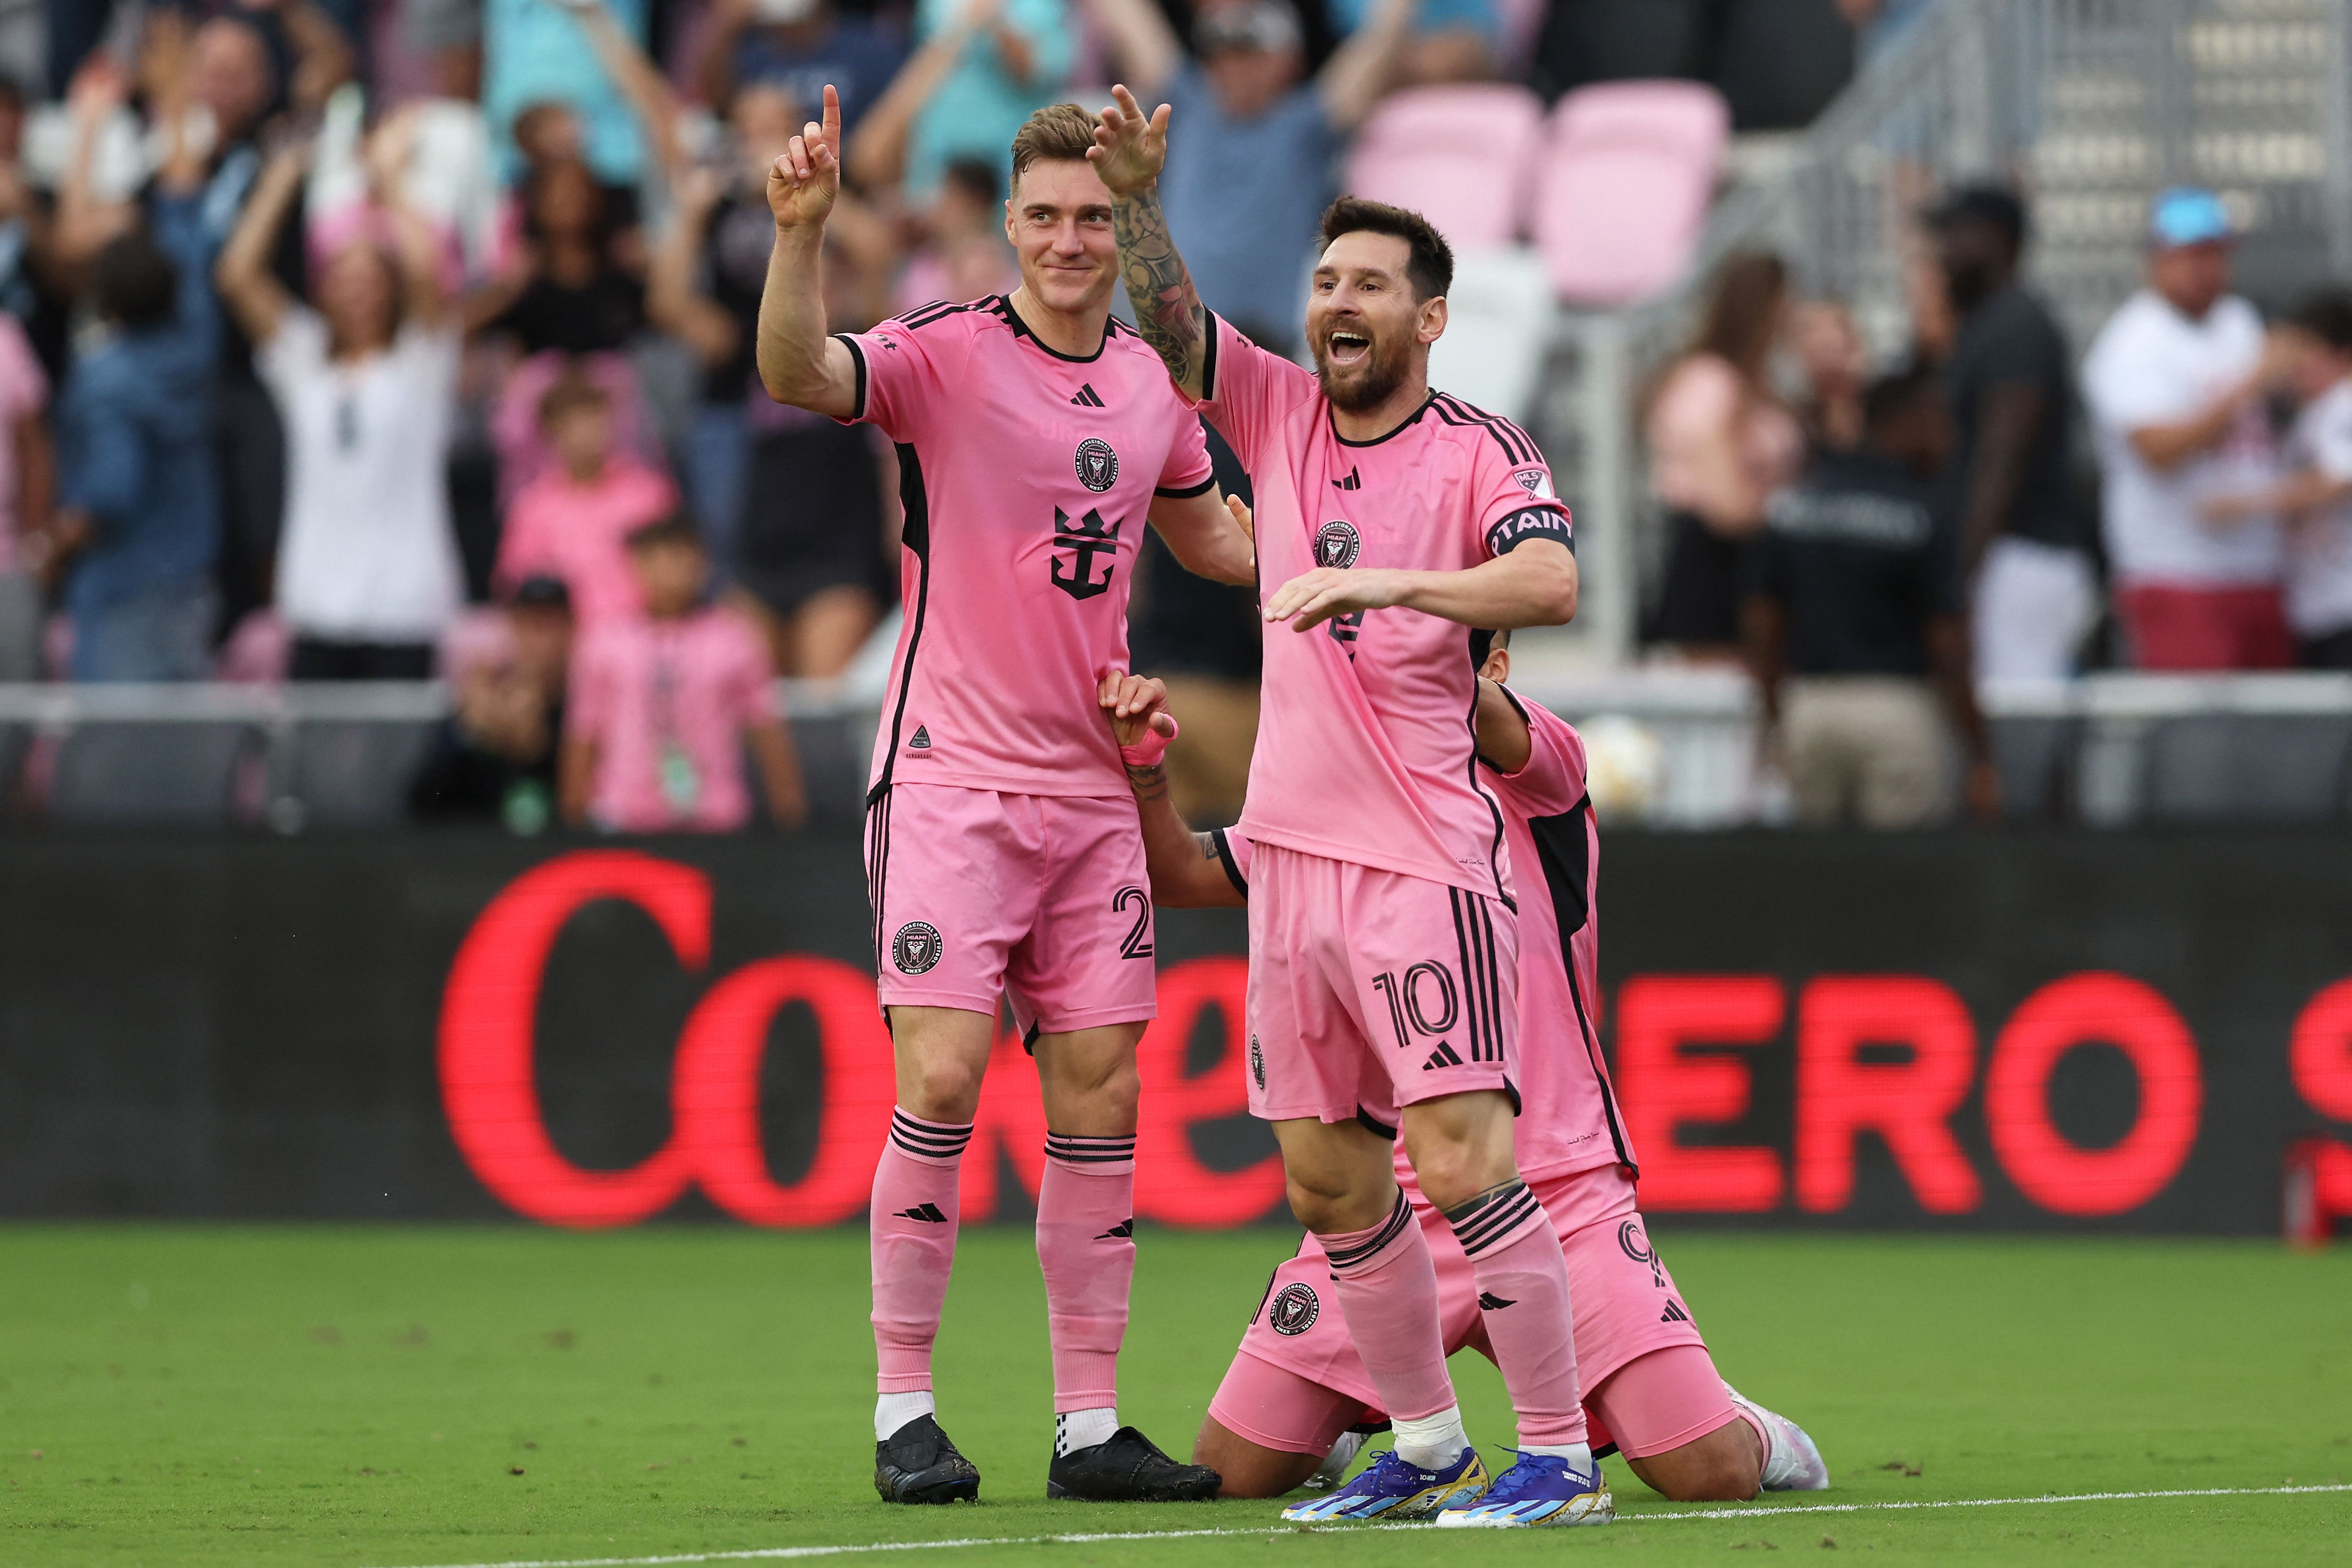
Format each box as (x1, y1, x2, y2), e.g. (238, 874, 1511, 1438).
(385, 1482, 2352, 1568)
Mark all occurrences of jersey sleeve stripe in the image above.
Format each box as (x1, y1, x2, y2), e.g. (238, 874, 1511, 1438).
(1210, 828, 1248, 896)
(1154, 474, 1217, 499)
(1200, 309, 1223, 403)
(833, 333, 869, 422)
(1432, 393, 1537, 464)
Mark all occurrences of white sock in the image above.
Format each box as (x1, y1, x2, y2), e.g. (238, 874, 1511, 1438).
(1390, 1405, 1470, 1470)
(1523, 1440, 1594, 1471)
(875, 1389, 935, 1442)
(1312, 1429, 1368, 1487)
(1056, 1407, 1119, 1456)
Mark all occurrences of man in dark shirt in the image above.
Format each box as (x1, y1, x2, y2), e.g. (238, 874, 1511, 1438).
(1928, 184, 2096, 679)
(1745, 367, 1998, 827)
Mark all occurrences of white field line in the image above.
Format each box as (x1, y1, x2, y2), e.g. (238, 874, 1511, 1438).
(381, 1482, 2352, 1568)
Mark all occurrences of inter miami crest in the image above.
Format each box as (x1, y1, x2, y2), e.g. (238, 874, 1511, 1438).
(891, 920, 943, 975)
(1074, 437, 1120, 493)
(1315, 519, 1361, 569)
(1268, 1282, 1320, 1336)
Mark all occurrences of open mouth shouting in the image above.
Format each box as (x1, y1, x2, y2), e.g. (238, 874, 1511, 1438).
(1323, 326, 1374, 369)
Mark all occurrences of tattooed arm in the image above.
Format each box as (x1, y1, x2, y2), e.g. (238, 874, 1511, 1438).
(1088, 85, 1209, 401)
(1099, 672, 1246, 909)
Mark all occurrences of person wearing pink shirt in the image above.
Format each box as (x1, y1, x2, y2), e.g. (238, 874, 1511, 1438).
(496, 371, 679, 626)
(1100, 649, 1829, 1508)
(559, 514, 807, 833)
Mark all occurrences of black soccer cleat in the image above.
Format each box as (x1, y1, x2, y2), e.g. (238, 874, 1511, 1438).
(874, 1414, 981, 1505)
(1046, 1425, 1221, 1502)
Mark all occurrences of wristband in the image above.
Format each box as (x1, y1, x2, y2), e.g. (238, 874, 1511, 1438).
(1119, 718, 1178, 769)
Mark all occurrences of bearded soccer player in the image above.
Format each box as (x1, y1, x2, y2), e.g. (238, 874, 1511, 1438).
(757, 90, 1256, 1505)
(1091, 89, 1604, 1527)
(1098, 656, 1831, 1509)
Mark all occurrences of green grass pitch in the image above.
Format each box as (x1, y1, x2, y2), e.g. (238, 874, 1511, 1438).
(2, 1224, 2348, 1566)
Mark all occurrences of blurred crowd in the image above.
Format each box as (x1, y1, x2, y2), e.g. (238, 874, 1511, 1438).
(0, 0, 1900, 832)
(1648, 184, 2352, 829)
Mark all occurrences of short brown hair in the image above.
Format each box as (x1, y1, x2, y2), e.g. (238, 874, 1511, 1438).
(1010, 103, 1099, 190)
(1319, 197, 1454, 302)
(538, 367, 610, 428)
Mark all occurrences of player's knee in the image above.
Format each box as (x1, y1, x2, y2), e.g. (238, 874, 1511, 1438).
(1409, 1143, 1515, 1215)
(1636, 1441, 1762, 1502)
(903, 1059, 986, 1123)
(1193, 1417, 1317, 1498)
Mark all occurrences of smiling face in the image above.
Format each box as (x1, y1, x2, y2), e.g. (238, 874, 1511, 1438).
(1004, 158, 1119, 318)
(1306, 230, 1444, 412)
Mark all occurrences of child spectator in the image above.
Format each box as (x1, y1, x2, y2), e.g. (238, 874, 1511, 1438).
(2204, 289, 2352, 669)
(495, 369, 677, 626)
(412, 575, 576, 830)
(561, 514, 808, 832)
(0, 309, 49, 681)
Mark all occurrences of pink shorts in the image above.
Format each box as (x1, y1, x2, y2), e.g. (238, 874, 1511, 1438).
(1245, 843, 1519, 1128)
(1209, 1164, 1731, 1460)
(866, 783, 1157, 1031)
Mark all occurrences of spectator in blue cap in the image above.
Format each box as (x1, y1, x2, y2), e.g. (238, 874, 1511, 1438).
(2080, 187, 2298, 669)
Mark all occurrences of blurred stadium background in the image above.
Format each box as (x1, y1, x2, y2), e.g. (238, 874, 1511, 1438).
(2, 0, 2351, 1562)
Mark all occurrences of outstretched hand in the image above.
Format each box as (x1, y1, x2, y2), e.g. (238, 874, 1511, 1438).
(1088, 84, 1171, 197)
(1264, 567, 1406, 631)
(768, 84, 842, 232)
(1098, 670, 1176, 750)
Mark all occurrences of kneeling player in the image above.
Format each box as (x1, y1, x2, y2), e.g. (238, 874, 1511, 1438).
(1099, 645, 1828, 1502)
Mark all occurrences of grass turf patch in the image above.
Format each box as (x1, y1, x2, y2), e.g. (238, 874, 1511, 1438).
(0, 1225, 2346, 1566)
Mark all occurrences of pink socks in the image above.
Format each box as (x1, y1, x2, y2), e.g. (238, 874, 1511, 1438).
(869, 1109, 971, 1394)
(1319, 1191, 1458, 1427)
(1036, 1132, 1137, 1416)
(1446, 1179, 1588, 1447)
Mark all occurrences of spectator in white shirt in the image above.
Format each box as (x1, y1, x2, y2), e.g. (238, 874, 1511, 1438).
(2202, 289, 2352, 669)
(217, 121, 466, 680)
(2080, 188, 2296, 670)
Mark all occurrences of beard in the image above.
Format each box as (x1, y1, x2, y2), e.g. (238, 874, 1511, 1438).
(1313, 327, 1413, 412)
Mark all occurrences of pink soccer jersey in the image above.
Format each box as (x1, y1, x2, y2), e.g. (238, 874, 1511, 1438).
(1192, 313, 1573, 902)
(836, 296, 1216, 798)
(567, 607, 776, 832)
(1212, 689, 1633, 1189)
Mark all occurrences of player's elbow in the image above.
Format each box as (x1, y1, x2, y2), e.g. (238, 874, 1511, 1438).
(1520, 553, 1579, 628)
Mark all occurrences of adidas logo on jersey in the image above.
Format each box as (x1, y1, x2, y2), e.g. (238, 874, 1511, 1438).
(1422, 1041, 1464, 1070)
(1477, 1291, 1516, 1311)
(1660, 1299, 1691, 1323)
(897, 1203, 949, 1223)
(1331, 466, 1361, 491)
(1070, 383, 1106, 407)
(908, 725, 932, 750)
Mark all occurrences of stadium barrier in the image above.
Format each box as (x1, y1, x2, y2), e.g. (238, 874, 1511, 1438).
(3, 828, 2348, 1235)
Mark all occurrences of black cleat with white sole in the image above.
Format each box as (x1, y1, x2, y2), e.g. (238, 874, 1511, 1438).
(1047, 1425, 1221, 1502)
(874, 1414, 981, 1505)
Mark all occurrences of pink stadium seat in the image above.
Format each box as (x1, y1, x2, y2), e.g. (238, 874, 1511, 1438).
(1344, 85, 1545, 252)
(1534, 81, 1729, 306)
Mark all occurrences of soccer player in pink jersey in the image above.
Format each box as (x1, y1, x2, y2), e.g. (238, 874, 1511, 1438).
(757, 91, 1257, 1505)
(1099, 657, 1831, 1508)
(1091, 90, 1606, 1526)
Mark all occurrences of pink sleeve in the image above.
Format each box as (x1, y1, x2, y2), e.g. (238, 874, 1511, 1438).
(1483, 694, 1587, 817)
(835, 309, 975, 443)
(1191, 312, 1315, 472)
(1471, 431, 1573, 561)
(565, 634, 614, 740)
(730, 617, 777, 726)
(1155, 409, 1215, 497)
(1211, 825, 1253, 895)
(0, 316, 47, 416)
(494, 486, 555, 593)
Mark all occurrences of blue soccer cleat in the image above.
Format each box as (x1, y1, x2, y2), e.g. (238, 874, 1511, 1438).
(1278, 1443, 1488, 1522)
(1432, 1450, 1613, 1528)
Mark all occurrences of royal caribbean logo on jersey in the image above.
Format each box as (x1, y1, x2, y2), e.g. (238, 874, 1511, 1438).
(892, 920, 944, 975)
(1049, 507, 1122, 600)
(1268, 1282, 1320, 1335)
(1315, 519, 1361, 569)
(1074, 437, 1120, 493)
(1511, 466, 1554, 499)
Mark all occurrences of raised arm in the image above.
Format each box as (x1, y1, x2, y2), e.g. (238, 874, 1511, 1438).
(1318, 0, 1418, 131)
(1092, 86, 1208, 401)
(647, 168, 742, 368)
(367, 108, 449, 330)
(1099, 672, 1246, 909)
(1080, 0, 1181, 101)
(252, 0, 359, 116)
(843, 21, 971, 192)
(755, 85, 862, 418)
(215, 144, 307, 347)
(556, 0, 688, 181)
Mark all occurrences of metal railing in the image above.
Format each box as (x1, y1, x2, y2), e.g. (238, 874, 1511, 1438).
(1534, 0, 2352, 665)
